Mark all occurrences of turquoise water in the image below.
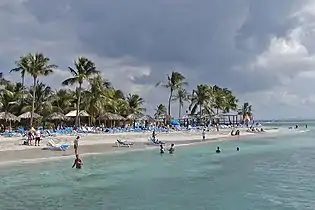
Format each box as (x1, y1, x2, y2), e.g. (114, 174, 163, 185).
(1, 129, 315, 209)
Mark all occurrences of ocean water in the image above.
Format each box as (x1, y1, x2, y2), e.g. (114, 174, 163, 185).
(1, 128, 315, 209)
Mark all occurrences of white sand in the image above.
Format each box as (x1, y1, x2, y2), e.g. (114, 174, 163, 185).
(0, 128, 257, 152)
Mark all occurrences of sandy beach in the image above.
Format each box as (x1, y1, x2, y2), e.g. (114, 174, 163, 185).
(0, 128, 277, 165)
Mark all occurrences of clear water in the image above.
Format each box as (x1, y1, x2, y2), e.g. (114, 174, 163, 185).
(1, 126, 315, 209)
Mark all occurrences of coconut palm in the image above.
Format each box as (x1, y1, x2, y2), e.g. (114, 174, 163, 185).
(154, 104, 167, 119)
(52, 89, 75, 114)
(156, 71, 187, 117)
(81, 75, 111, 123)
(172, 88, 189, 119)
(16, 53, 57, 127)
(23, 82, 55, 116)
(189, 84, 213, 118)
(62, 57, 99, 127)
(239, 102, 252, 125)
(10, 56, 28, 105)
(126, 94, 146, 115)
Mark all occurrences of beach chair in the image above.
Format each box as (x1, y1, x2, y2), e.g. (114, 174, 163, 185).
(44, 139, 70, 151)
(115, 139, 133, 147)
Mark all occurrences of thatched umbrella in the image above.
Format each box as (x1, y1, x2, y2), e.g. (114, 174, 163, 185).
(98, 112, 125, 127)
(65, 110, 89, 117)
(18, 111, 42, 119)
(126, 113, 143, 121)
(138, 115, 155, 122)
(98, 112, 125, 121)
(48, 112, 68, 121)
(0, 112, 18, 121)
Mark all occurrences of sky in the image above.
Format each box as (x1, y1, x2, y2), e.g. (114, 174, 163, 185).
(1, 0, 315, 120)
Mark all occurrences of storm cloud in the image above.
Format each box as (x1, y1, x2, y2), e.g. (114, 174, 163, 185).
(1, 0, 315, 119)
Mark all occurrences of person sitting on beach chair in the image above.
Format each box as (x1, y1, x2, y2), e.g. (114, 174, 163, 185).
(116, 139, 133, 147)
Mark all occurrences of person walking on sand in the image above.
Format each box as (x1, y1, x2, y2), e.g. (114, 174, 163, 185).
(74, 136, 80, 155)
(34, 128, 41, 146)
(202, 128, 206, 140)
(72, 154, 83, 169)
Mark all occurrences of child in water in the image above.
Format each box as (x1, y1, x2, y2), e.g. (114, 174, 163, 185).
(72, 154, 83, 169)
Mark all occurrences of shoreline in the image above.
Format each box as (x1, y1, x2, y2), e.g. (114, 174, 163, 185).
(0, 129, 281, 167)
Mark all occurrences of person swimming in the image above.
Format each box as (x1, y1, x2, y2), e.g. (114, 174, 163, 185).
(236, 147, 240, 151)
(72, 154, 83, 169)
(168, 143, 175, 154)
(160, 144, 165, 154)
(216, 147, 221, 153)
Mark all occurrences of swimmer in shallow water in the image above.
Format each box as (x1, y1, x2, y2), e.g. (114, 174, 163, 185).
(160, 144, 165, 154)
(72, 154, 83, 169)
(168, 143, 175, 154)
(216, 147, 221, 153)
(236, 147, 240, 151)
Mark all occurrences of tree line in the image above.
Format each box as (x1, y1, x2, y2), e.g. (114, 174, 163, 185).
(0, 53, 252, 128)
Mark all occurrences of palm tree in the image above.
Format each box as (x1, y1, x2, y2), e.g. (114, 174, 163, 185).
(189, 84, 213, 118)
(172, 88, 189, 119)
(10, 56, 28, 106)
(81, 75, 110, 123)
(62, 57, 99, 127)
(24, 82, 55, 116)
(126, 94, 146, 115)
(52, 89, 75, 114)
(18, 53, 57, 127)
(157, 71, 187, 117)
(154, 104, 167, 119)
(239, 102, 252, 126)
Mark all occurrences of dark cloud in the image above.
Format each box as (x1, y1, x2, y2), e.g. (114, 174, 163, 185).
(0, 0, 314, 119)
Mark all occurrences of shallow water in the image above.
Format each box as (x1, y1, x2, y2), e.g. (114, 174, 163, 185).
(1, 128, 315, 209)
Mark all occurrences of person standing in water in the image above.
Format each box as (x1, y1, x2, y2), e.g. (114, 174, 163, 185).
(168, 143, 175, 154)
(160, 144, 165, 154)
(72, 154, 83, 169)
(216, 147, 221, 153)
(74, 136, 80, 155)
(236, 147, 240, 151)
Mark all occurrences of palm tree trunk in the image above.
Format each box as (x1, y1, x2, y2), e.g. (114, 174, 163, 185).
(178, 102, 182, 119)
(21, 73, 25, 108)
(75, 83, 82, 128)
(168, 89, 173, 117)
(30, 77, 36, 128)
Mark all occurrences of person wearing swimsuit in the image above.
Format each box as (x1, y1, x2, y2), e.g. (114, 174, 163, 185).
(72, 154, 83, 169)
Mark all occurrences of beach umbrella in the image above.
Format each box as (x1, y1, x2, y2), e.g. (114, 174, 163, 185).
(48, 112, 69, 121)
(65, 110, 89, 117)
(170, 120, 180, 126)
(138, 115, 155, 122)
(98, 112, 125, 121)
(18, 111, 42, 119)
(0, 112, 19, 121)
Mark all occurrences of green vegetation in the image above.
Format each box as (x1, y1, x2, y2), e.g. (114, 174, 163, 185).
(0, 53, 252, 127)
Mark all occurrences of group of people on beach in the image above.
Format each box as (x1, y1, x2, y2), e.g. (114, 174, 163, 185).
(23, 127, 41, 146)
